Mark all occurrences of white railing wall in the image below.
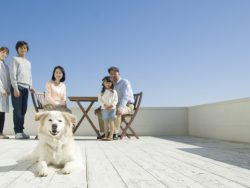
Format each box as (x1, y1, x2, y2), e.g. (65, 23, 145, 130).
(3, 97, 250, 143)
(3, 107, 188, 137)
(188, 97, 250, 143)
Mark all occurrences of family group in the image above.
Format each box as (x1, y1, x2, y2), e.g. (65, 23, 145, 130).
(0, 41, 135, 141)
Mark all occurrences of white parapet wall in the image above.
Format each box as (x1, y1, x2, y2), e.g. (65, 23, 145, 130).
(3, 107, 188, 136)
(4, 98, 250, 143)
(188, 97, 250, 143)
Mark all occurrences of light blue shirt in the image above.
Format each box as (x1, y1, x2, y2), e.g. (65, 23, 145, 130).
(114, 78, 134, 111)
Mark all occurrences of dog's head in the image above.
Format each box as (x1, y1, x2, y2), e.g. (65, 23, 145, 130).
(35, 111, 76, 138)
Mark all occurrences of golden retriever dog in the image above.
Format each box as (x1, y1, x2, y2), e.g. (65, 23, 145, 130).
(21, 111, 83, 177)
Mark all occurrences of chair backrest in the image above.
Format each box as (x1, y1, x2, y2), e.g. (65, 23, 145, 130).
(122, 92, 143, 122)
(31, 91, 45, 112)
(133, 92, 143, 113)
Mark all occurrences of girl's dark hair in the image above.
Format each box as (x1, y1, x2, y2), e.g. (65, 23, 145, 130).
(51, 66, 66, 82)
(101, 76, 114, 94)
(15, 41, 29, 52)
(0, 47, 9, 55)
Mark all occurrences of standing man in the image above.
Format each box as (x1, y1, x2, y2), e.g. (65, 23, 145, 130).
(10, 41, 35, 139)
(96, 66, 134, 140)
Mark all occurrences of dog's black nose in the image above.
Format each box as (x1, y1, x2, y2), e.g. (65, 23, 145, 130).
(52, 124, 58, 130)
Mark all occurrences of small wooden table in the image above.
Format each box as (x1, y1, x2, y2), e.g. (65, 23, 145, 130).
(68, 96, 100, 137)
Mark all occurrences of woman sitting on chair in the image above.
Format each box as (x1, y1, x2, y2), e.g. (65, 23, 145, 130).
(44, 66, 71, 113)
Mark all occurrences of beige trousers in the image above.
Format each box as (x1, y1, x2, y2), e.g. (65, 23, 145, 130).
(97, 104, 134, 134)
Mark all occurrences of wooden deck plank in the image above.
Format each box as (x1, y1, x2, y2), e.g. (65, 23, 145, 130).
(0, 139, 36, 159)
(85, 141, 127, 188)
(145, 136, 250, 174)
(1, 136, 250, 188)
(5, 164, 56, 188)
(142, 136, 250, 169)
(143, 137, 250, 186)
(97, 141, 166, 188)
(111, 141, 207, 188)
(113, 138, 248, 188)
(0, 141, 39, 188)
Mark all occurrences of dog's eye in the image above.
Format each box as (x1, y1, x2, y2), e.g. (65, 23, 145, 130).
(48, 119, 52, 122)
(58, 120, 62, 122)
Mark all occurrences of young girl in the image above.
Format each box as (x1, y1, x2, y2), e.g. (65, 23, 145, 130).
(98, 76, 118, 141)
(44, 66, 71, 113)
(10, 41, 34, 139)
(0, 47, 11, 139)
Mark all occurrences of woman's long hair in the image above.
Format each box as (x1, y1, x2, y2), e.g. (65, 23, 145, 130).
(51, 66, 66, 82)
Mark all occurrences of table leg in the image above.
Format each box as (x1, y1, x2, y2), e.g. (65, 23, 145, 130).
(75, 101, 101, 137)
(73, 101, 93, 133)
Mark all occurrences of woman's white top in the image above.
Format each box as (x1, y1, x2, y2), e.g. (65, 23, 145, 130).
(45, 80, 66, 105)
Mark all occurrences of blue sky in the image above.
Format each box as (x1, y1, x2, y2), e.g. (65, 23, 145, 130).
(1, 0, 250, 107)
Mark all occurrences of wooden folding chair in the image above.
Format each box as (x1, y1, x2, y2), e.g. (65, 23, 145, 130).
(31, 91, 45, 112)
(120, 92, 143, 139)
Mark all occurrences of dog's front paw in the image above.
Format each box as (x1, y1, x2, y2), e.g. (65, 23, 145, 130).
(61, 166, 72, 174)
(38, 168, 48, 177)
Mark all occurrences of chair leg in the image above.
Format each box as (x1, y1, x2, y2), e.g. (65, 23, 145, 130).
(120, 117, 139, 139)
(128, 127, 139, 139)
(120, 117, 132, 139)
(120, 125, 130, 139)
(120, 122, 133, 139)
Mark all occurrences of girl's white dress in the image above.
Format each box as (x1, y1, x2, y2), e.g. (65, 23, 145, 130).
(98, 89, 118, 120)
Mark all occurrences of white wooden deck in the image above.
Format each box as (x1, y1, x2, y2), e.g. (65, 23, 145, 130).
(1, 136, 250, 188)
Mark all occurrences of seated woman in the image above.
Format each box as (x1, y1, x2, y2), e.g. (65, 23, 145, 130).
(44, 66, 71, 113)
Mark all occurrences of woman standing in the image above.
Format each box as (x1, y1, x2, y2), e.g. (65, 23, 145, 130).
(0, 47, 11, 139)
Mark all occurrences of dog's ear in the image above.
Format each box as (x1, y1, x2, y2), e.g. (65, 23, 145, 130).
(35, 111, 49, 121)
(62, 112, 77, 125)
